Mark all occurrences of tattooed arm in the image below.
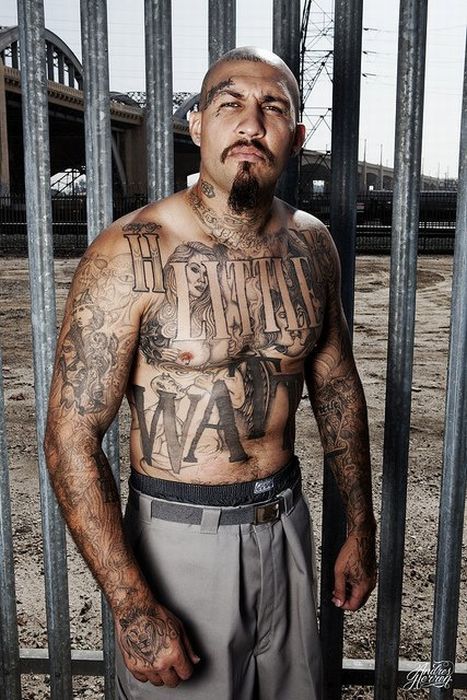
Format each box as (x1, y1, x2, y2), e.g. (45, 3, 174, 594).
(44, 229, 199, 687)
(305, 228, 377, 611)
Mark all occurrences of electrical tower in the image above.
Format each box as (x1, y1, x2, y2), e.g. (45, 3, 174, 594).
(300, 0, 334, 147)
(299, 0, 334, 197)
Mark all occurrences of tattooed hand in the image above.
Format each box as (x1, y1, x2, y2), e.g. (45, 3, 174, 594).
(116, 600, 201, 687)
(331, 527, 377, 611)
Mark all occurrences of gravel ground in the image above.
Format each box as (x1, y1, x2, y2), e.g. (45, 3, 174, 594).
(0, 255, 465, 699)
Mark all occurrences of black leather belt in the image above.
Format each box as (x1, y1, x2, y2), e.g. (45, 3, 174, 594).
(128, 478, 302, 526)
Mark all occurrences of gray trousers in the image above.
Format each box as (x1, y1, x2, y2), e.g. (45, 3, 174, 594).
(116, 485, 323, 699)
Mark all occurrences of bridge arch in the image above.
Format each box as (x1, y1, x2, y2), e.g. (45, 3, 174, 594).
(0, 25, 83, 89)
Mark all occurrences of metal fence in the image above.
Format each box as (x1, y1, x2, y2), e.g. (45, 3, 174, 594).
(0, 191, 457, 256)
(0, 194, 148, 256)
(0, 1, 466, 699)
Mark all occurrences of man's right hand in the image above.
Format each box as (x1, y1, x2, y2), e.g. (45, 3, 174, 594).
(116, 600, 201, 687)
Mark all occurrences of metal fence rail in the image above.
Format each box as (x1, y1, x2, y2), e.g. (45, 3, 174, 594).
(0, 351, 21, 700)
(16, 0, 72, 698)
(322, 1, 364, 695)
(0, 193, 457, 256)
(375, 0, 429, 696)
(431, 36, 467, 700)
(0, 1, 466, 699)
(145, 0, 174, 201)
(80, 1, 120, 696)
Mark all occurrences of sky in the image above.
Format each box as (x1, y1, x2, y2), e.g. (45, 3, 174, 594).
(1, 0, 465, 179)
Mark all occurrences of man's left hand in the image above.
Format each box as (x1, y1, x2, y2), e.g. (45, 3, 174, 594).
(331, 530, 377, 611)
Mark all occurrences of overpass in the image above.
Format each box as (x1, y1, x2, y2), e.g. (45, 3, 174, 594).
(299, 149, 441, 195)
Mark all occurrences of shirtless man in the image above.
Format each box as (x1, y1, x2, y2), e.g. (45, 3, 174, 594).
(44, 47, 377, 699)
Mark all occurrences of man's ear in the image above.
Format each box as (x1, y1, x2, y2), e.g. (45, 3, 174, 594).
(189, 111, 202, 147)
(291, 123, 306, 156)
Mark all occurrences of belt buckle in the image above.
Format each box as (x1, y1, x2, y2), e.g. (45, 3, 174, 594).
(255, 499, 280, 524)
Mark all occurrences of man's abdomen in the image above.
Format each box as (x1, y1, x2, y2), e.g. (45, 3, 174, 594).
(127, 360, 304, 484)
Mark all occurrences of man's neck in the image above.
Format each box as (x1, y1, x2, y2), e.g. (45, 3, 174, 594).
(187, 180, 275, 254)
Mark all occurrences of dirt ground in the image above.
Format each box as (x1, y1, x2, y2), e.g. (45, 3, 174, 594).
(0, 255, 466, 699)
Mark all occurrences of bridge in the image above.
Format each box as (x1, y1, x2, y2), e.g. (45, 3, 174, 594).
(0, 25, 200, 196)
(1, 25, 441, 198)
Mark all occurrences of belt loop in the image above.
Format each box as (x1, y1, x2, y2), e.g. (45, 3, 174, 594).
(281, 487, 294, 516)
(138, 493, 152, 521)
(200, 507, 222, 534)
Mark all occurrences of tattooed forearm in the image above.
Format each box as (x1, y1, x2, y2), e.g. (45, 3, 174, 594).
(311, 367, 375, 534)
(45, 247, 153, 614)
(45, 427, 148, 611)
(94, 450, 119, 503)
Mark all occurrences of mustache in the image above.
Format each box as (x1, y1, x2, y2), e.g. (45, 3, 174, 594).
(220, 139, 275, 164)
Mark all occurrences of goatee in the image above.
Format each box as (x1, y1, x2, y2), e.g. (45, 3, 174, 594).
(228, 162, 261, 215)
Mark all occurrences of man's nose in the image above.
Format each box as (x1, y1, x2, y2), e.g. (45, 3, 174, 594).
(236, 103, 266, 139)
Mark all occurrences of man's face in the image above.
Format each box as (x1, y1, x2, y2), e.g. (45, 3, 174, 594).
(73, 303, 93, 328)
(190, 60, 305, 203)
(185, 254, 209, 298)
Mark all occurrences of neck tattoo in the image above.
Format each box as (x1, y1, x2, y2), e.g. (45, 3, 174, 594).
(200, 179, 215, 198)
(188, 189, 269, 254)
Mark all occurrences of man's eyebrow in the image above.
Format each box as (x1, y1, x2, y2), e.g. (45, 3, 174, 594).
(217, 88, 245, 99)
(204, 78, 236, 108)
(261, 94, 291, 109)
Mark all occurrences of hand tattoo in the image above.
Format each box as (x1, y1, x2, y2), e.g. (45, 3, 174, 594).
(119, 606, 179, 666)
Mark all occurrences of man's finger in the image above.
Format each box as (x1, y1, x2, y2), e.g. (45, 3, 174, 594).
(182, 629, 201, 666)
(159, 667, 181, 688)
(131, 670, 148, 683)
(150, 676, 164, 687)
(332, 569, 346, 608)
(173, 651, 194, 682)
(341, 583, 371, 611)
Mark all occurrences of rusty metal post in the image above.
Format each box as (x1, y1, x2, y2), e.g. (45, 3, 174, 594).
(80, 2, 119, 696)
(80, 0, 113, 240)
(317, 1, 363, 697)
(0, 351, 21, 699)
(273, 0, 301, 206)
(16, 0, 72, 696)
(375, 1, 428, 697)
(145, 0, 174, 201)
(208, 0, 236, 65)
(430, 33, 467, 700)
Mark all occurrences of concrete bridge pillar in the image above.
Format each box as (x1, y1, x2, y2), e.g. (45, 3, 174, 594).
(0, 58, 11, 195)
(121, 122, 147, 194)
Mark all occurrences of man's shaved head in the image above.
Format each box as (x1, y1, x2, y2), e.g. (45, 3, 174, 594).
(199, 46, 301, 119)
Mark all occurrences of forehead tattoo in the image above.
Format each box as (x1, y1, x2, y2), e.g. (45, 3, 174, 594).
(203, 76, 293, 116)
(203, 78, 235, 109)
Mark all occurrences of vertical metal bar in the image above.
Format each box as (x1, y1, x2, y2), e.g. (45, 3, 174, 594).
(16, 1, 72, 697)
(145, 0, 174, 201)
(80, 2, 119, 697)
(430, 34, 467, 700)
(80, 0, 113, 241)
(329, 0, 363, 329)
(318, 2, 363, 698)
(272, 0, 300, 78)
(272, 0, 301, 206)
(208, 0, 236, 65)
(0, 351, 21, 700)
(374, 1, 428, 698)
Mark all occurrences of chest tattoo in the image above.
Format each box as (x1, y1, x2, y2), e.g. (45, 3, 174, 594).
(125, 226, 326, 474)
